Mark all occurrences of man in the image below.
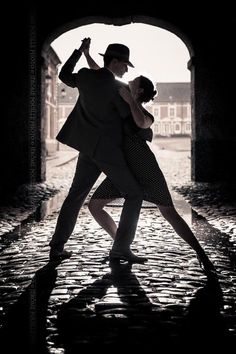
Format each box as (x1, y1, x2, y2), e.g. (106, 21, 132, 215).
(49, 39, 146, 263)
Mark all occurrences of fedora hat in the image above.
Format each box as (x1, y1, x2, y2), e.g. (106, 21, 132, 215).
(99, 43, 134, 68)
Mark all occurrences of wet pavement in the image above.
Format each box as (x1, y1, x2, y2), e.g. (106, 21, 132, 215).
(0, 143, 236, 352)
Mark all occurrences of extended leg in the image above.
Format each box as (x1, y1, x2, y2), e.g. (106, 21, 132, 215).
(159, 205, 215, 274)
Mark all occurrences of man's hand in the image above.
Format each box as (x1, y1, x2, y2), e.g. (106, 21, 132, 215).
(119, 86, 133, 105)
(78, 37, 91, 54)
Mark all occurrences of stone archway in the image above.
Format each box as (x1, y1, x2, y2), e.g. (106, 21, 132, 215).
(3, 4, 234, 203)
(41, 15, 195, 182)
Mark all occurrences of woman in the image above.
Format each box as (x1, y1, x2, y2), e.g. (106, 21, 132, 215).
(82, 38, 215, 274)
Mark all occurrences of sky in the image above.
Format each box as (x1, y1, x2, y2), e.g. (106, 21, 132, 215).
(51, 23, 190, 85)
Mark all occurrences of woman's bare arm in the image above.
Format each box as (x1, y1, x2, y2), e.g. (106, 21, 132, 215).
(119, 87, 153, 129)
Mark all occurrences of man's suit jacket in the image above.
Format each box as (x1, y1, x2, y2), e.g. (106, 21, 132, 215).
(56, 50, 130, 162)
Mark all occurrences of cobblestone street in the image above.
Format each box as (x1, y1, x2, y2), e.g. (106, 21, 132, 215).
(0, 140, 235, 352)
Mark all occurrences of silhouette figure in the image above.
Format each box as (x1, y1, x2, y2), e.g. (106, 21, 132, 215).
(49, 38, 145, 263)
(83, 41, 216, 275)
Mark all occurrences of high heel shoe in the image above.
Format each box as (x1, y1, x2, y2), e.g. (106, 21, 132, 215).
(197, 254, 217, 277)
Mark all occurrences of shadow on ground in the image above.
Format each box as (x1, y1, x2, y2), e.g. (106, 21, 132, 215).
(0, 261, 60, 354)
(56, 262, 229, 351)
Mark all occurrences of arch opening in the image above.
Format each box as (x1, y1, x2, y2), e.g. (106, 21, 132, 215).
(41, 16, 194, 195)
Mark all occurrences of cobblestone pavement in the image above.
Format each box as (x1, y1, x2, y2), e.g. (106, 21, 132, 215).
(0, 142, 236, 352)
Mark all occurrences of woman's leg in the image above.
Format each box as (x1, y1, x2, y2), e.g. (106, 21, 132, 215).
(88, 198, 117, 239)
(89, 197, 148, 263)
(158, 205, 215, 272)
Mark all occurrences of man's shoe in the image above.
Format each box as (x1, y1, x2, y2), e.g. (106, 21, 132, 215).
(109, 249, 148, 264)
(49, 249, 72, 261)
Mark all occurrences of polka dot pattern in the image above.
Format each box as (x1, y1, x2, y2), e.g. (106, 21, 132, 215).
(92, 134, 173, 207)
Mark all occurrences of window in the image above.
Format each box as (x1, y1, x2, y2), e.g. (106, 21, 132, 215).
(169, 107, 175, 117)
(164, 123, 170, 135)
(174, 123, 181, 133)
(154, 108, 159, 117)
(154, 123, 159, 134)
(185, 123, 191, 132)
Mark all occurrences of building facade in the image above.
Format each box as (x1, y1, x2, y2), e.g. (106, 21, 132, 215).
(42, 47, 61, 155)
(146, 83, 191, 137)
(57, 82, 191, 144)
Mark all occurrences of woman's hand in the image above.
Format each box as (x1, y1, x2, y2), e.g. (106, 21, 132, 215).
(82, 37, 91, 56)
(80, 38, 100, 70)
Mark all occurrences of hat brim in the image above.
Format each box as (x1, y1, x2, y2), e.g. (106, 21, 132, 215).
(99, 53, 134, 68)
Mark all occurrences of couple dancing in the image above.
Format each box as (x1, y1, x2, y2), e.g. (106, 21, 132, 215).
(49, 38, 215, 275)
